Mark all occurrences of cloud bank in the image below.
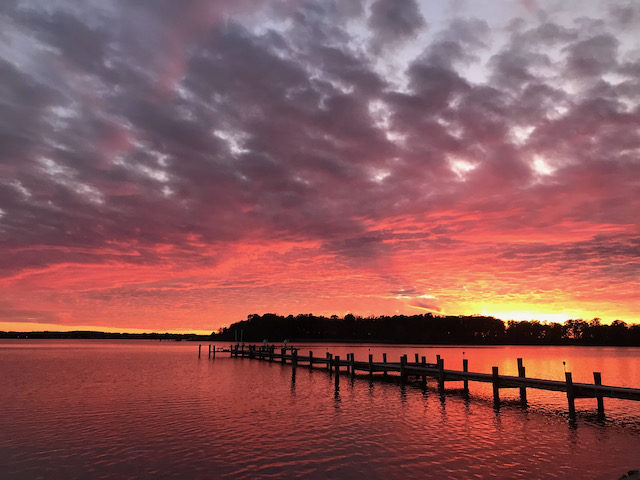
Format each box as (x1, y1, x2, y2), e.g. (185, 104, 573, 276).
(1, 0, 639, 330)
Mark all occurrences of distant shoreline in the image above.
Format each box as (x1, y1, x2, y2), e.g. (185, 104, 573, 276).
(2, 332, 640, 347)
(0, 331, 211, 341)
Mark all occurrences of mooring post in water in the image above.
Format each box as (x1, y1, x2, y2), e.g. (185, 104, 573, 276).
(594, 372, 605, 418)
(383, 353, 388, 377)
(369, 354, 374, 378)
(462, 358, 469, 396)
(565, 372, 576, 418)
(334, 356, 340, 389)
(517, 358, 527, 406)
(328, 353, 333, 374)
(492, 367, 500, 405)
(309, 351, 313, 369)
(438, 357, 445, 391)
(213, 345, 216, 359)
(350, 354, 355, 377)
(292, 349, 298, 370)
(400, 355, 407, 384)
(198, 345, 201, 358)
(421, 356, 427, 389)
(281, 347, 286, 364)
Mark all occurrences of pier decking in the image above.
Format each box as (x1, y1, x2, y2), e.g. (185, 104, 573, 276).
(202, 344, 640, 419)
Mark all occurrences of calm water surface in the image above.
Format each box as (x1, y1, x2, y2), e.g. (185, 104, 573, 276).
(1, 340, 639, 479)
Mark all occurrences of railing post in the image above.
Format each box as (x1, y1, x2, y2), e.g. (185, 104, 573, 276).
(269, 346, 273, 362)
(369, 354, 373, 378)
(594, 372, 604, 418)
(400, 355, 407, 384)
(415, 353, 419, 364)
(281, 347, 286, 364)
(334, 356, 340, 390)
(350, 354, 355, 377)
(517, 358, 527, 406)
(438, 357, 445, 391)
(566, 372, 576, 418)
(492, 366, 500, 405)
(328, 353, 333, 373)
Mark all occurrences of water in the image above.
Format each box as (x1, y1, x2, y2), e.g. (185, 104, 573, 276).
(1, 340, 639, 479)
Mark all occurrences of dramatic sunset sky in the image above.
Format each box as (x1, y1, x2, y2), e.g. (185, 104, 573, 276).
(1, 0, 639, 334)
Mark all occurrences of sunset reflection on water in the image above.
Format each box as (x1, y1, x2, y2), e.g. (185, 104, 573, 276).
(1, 340, 639, 479)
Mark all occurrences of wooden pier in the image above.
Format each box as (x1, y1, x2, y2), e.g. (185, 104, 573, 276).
(203, 344, 640, 419)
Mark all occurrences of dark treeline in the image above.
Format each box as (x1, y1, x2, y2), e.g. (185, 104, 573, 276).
(212, 313, 640, 346)
(0, 331, 209, 340)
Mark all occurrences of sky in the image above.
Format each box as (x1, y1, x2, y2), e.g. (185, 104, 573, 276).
(1, 0, 639, 334)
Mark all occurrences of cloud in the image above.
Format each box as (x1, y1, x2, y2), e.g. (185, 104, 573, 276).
(0, 0, 639, 328)
(409, 299, 442, 313)
(368, 0, 426, 53)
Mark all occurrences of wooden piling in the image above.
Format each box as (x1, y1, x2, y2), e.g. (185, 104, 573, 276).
(400, 355, 407, 384)
(350, 354, 355, 377)
(328, 353, 333, 373)
(421, 356, 427, 389)
(462, 358, 469, 396)
(334, 356, 340, 389)
(415, 353, 419, 364)
(208, 345, 211, 359)
(369, 354, 374, 378)
(383, 353, 388, 377)
(198, 345, 201, 358)
(292, 349, 298, 370)
(492, 366, 500, 405)
(309, 351, 313, 370)
(212, 345, 216, 358)
(438, 357, 445, 391)
(517, 358, 527, 406)
(594, 372, 604, 418)
(566, 372, 576, 418)
(281, 347, 286, 364)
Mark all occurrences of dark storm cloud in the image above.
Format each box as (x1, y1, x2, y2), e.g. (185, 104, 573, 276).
(0, 0, 639, 289)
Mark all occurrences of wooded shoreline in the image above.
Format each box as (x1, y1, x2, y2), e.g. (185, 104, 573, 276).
(213, 313, 640, 346)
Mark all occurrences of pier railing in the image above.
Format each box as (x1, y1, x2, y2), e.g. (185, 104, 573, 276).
(200, 343, 640, 419)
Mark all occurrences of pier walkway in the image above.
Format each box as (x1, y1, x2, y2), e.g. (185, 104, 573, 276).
(201, 343, 640, 419)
